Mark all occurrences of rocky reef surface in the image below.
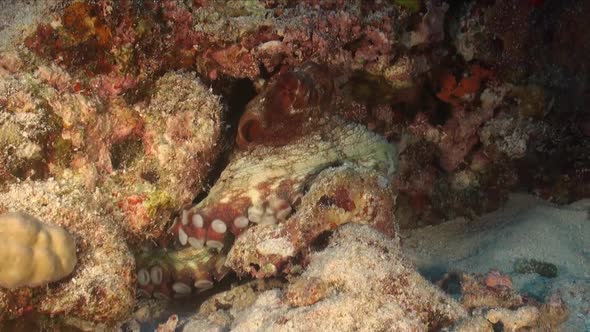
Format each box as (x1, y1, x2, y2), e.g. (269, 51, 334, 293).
(0, 0, 588, 331)
(181, 224, 467, 332)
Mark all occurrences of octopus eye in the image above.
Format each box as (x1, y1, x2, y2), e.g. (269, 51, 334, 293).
(237, 112, 264, 148)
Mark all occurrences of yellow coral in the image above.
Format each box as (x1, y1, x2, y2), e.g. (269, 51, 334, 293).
(0, 212, 77, 289)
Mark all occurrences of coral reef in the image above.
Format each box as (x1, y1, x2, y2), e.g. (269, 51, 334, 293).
(19, 0, 433, 100)
(0, 52, 223, 243)
(0, 52, 223, 324)
(182, 224, 466, 331)
(446, 0, 590, 205)
(106, 70, 223, 243)
(180, 223, 569, 331)
(13, 0, 589, 229)
(459, 271, 525, 310)
(404, 193, 586, 331)
(0, 174, 135, 324)
(388, 0, 590, 226)
(0, 61, 64, 183)
(0, 212, 77, 289)
(445, 271, 569, 331)
(0, 0, 586, 329)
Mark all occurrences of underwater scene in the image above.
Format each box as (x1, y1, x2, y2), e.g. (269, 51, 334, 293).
(0, 0, 588, 331)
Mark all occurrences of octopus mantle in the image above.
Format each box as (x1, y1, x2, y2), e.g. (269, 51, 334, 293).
(136, 118, 398, 299)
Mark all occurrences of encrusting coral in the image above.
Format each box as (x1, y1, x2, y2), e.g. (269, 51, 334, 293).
(106, 70, 223, 243)
(0, 61, 223, 325)
(0, 212, 77, 289)
(12, 0, 588, 224)
(0, 43, 225, 324)
(438, 270, 569, 331)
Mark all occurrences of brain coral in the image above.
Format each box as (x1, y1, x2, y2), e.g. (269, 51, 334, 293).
(0, 212, 77, 289)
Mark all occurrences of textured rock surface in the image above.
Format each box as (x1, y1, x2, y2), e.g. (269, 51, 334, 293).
(0, 49, 224, 324)
(107, 70, 224, 243)
(0, 55, 224, 244)
(181, 224, 466, 331)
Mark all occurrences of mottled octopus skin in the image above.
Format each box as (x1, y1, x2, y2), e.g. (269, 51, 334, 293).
(226, 164, 398, 278)
(236, 62, 334, 148)
(169, 118, 397, 253)
(139, 118, 397, 298)
(135, 246, 226, 300)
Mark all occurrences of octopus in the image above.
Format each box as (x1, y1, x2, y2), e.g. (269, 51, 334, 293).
(134, 64, 399, 299)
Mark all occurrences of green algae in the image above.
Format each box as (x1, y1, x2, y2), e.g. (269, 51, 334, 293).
(145, 190, 175, 219)
(394, 0, 420, 13)
(52, 138, 73, 167)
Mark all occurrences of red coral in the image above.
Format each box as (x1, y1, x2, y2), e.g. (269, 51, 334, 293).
(118, 194, 151, 236)
(209, 45, 259, 79)
(485, 270, 513, 290)
(162, 0, 202, 50)
(352, 27, 391, 62)
(91, 73, 138, 99)
(436, 65, 492, 107)
(409, 102, 495, 173)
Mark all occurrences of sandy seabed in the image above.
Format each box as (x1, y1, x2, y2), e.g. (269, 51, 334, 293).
(404, 194, 590, 331)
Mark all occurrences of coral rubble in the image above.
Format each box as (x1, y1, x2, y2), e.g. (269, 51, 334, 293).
(182, 224, 467, 331)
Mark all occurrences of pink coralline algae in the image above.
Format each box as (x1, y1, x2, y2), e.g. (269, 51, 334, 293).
(22, 0, 433, 89)
(0, 47, 222, 325)
(409, 83, 505, 173)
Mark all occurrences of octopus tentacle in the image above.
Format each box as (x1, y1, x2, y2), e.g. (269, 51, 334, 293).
(225, 164, 397, 278)
(169, 119, 396, 253)
(135, 63, 398, 300)
(141, 119, 397, 297)
(135, 246, 226, 299)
